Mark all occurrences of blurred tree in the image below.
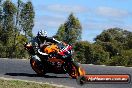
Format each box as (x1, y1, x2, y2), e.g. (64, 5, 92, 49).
(2, 0, 17, 57)
(94, 28, 132, 66)
(74, 41, 109, 64)
(55, 13, 82, 45)
(16, 0, 24, 32)
(54, 24, 65, 41)
(95, 31, 112, 42)
(106, 49, 132, 66)
(95, 28, 132, 55)
(95, 28, 131, 45)
(0, 0, 33, 58)
(0, 0, 3, 23)
(74, 41, 90, 63)
(0, 0, 3, 44)
(90, 44, 109, 65)
(125, 31, 132, 49)
(20, 1, 35, 38)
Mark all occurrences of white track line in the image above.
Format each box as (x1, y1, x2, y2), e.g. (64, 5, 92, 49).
(82, 64, 132, 68)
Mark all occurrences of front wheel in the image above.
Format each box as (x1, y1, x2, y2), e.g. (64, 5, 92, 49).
(65, 62, 85, 79)
(30, 56, 46, 76)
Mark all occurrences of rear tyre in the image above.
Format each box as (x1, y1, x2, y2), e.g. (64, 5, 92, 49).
(30, 57, 46, 76)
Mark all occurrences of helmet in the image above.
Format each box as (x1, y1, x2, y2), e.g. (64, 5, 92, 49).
(37, 30, 47, 37)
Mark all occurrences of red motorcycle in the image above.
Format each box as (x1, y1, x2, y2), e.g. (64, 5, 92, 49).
(24, 42, 85, 78)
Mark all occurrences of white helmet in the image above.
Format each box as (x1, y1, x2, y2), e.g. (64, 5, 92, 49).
(37, 30, 47, 37)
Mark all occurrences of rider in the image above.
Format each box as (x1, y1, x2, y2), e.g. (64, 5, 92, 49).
(31, 30, 61, 57)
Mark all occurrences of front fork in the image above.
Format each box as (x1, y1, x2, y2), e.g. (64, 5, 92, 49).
(63, 60, 86, 78)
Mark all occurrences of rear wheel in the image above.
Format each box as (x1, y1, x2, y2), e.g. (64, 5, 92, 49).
(30, 58, 46, 76)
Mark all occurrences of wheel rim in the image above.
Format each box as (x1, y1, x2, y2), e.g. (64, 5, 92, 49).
(68, 63, 79, 78)
(32, 60, 36, 67)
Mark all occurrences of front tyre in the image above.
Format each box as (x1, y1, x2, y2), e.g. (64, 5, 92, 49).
(68, 62, 79, 79)
(66, 62, 85, 79)
(30, 56, 46, 76)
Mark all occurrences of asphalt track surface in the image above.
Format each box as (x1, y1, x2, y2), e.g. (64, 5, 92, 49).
(0, 58, 132, 88)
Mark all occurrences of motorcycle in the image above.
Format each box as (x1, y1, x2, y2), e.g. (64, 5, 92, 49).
(24, 42, 85, 79)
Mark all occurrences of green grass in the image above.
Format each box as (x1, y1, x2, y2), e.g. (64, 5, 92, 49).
(0, 79, 64, 88)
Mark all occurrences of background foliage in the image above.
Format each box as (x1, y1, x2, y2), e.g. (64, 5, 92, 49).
(0, 0, 34, 58)
(55, 15, 132, 66)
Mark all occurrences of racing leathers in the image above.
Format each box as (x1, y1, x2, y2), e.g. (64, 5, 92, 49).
(31, 36, 61, 57)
